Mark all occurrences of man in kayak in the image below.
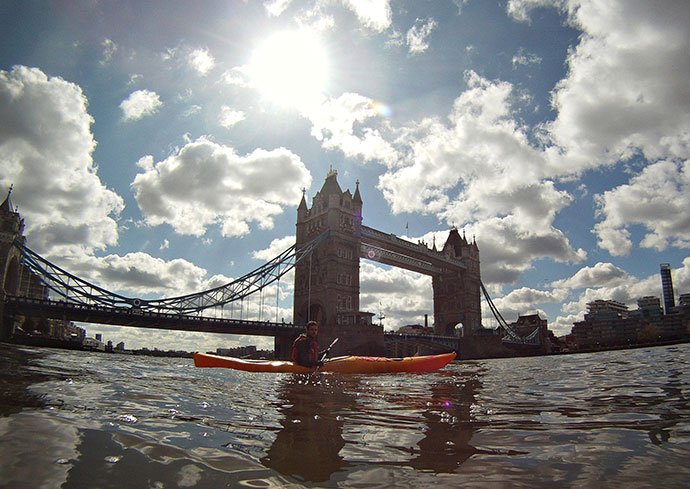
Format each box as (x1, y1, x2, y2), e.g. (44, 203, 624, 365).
(292, 320, 323, 367)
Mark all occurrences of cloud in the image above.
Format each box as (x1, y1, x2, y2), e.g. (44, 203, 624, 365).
(0, 65, 124, 258)
(101, 38, 118, 64)
(594, 160, 690, 255)
(307, 92, 399, 164)
(342, 0, 392, 32)
(66, 252, 210, 296)
(371, 72, 585, 281)
(536, 0, 690, 169)
(219, 106, 246, 128)
(264, 0, 292, 17)
(188, 48, 215, 75)
(406, 18, 438, 54)
(507, 0, 571, 24)
(512, 47, 542, 67)
(253, 235, 296, 261)
(489, 286, 569, 324)
(120, 89, 162, 121)
(131, 137, 312, 237)
(162, 45, 216, 77)
(359, 262, 432, 330)
(551, 262, 628, 289)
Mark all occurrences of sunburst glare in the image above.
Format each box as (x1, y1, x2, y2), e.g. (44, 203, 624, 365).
(248, 30, 329, 111)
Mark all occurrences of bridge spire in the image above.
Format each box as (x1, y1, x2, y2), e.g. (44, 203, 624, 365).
(1, 185, 14, 214)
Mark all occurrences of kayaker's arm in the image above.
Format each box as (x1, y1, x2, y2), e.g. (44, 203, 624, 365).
(317, 338, 339, 367)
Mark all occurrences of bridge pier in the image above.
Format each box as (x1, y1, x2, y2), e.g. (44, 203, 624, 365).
(0, 290, 10, 340)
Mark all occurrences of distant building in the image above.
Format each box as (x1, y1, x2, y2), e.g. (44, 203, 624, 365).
(634, 296, 663, 317)
(506, 313, 563, 352)
(570, 296, 690, 350)
(660, 263, 675, 313)
(217, 345, 258, 358)
(396, 324, 434, 335)
(509, 314, 547, 338)
(584, 300, 628, 320)
(83, 335, 105, 351)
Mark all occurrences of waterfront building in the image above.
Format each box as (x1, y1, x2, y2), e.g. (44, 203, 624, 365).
(571, 296, 690, 350)
(660, 263, 675, 313)
(634, 296, 663, 317)
(584, 300, 629, 320)
(217, 345, 258, 358)
(83, 335, 105, 351)
(397, 324, 435, 335)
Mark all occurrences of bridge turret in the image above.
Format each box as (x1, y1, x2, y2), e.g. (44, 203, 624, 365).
(433, 227, 481, 337)
(1, 185, 27, 339)
(293, 170, 381, 356)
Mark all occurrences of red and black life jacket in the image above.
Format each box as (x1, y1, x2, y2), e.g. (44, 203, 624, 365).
(291, 334, 319, 367)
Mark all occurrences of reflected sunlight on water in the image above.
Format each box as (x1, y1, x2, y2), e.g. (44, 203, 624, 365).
(1, 343, 689, 488)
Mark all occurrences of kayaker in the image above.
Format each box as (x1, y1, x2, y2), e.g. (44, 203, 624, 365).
(292, 320, 323, 367)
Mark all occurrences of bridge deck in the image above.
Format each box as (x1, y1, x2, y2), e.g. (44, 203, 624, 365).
(5, 296, 302, 336)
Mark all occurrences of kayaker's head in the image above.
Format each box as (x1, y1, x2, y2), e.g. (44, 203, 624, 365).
(306, 320, 318, 339)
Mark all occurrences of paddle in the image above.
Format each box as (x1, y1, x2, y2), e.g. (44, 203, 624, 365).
(316, 337, 338, 371)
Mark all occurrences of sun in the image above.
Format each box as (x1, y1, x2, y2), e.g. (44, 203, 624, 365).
(248, 30, 329, 110)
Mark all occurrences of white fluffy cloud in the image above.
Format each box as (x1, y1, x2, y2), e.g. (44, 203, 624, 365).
(0, 65, 124, 257)
(359, 262, 432, 330)
(342, 0, 392, 32)
(188, 48, 215, 75)
(307, 92, 399, 164)
(406, 18, 438, 54)
(594, 160, 690, 255)
(551, 262, 628, 289)
(522, 0, 690, 168)
(0, 66, 242, 307)
(120, 89, 162, 121)
(131, 137, 312, 237)
(219, 105, 246, 128)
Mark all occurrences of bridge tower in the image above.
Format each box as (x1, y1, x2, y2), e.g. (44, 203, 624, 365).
(432, 228, 481, 336)
(0, 187, 26, 339)
(293, 170, 383, 354)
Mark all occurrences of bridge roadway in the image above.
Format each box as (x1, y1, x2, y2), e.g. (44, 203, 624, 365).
(4, 296, 303, 336)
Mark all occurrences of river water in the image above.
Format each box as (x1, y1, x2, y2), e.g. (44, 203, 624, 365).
(1, 342, 689, 489)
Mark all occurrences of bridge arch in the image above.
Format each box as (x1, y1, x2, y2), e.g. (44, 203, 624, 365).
(294, 301, 326, 327)
(3, 254, 21, 295)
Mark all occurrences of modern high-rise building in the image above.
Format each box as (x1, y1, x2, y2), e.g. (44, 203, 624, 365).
(660, 263, 675, 314)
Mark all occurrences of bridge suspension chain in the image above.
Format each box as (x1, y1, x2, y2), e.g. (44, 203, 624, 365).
(12, 230, 329, 315)
(480, 282, 536, 344)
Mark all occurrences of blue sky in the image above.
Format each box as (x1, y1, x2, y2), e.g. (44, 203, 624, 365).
(1, 0, 689, 352)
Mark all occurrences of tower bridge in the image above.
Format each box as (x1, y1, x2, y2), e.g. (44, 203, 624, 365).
(1, 176, 540, 359)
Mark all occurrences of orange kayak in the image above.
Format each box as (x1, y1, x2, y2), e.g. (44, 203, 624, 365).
(193, 352, 456, 374)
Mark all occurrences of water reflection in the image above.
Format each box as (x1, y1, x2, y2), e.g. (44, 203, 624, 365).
(408, 371, 482, 472)
(261, 369, 484, 481)
(262, 375, 358, 482)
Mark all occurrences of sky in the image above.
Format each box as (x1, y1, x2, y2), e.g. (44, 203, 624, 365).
(1, 0, 689, 352)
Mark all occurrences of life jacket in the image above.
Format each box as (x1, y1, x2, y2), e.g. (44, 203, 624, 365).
(292, 334, 319, 366)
